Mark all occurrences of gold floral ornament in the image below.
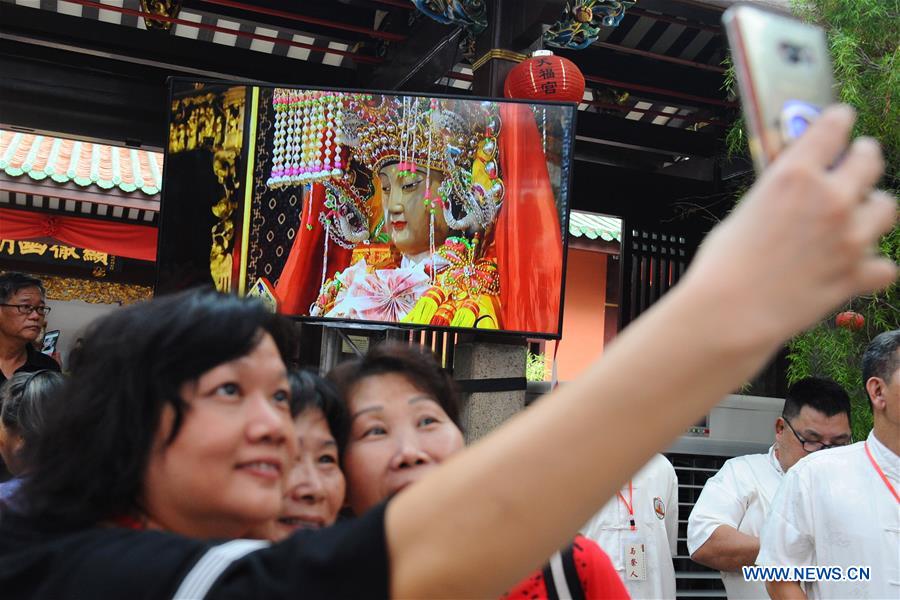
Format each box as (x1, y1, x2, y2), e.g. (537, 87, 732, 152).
(436, 235, 499, 299)
(168, 93, 225, 155)
(312, 277, 343, 316)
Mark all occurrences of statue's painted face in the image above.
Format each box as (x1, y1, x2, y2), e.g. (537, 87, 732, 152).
(378, 164, 449, 256)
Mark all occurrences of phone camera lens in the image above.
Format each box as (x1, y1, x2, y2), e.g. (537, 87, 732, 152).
(779, 42, 805, 63)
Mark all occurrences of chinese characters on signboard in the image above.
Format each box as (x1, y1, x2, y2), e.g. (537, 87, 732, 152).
(0, 240, 117, 277)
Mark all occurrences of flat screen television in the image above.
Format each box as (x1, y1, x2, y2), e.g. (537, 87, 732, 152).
(156, 80, 575, 339)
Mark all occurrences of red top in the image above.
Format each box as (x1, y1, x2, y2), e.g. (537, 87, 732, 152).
(503, 535, 630, 599)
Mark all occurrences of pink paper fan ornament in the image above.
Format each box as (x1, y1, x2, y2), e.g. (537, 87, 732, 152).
(344, 266, 431, 322)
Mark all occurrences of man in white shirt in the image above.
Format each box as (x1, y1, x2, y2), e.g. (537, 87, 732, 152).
(687, 378, 852, 599)
(760, 330, 900, 600)
(581, 454, 678, 599)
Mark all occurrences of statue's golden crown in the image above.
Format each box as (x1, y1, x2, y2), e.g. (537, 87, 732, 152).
(345, 95, 501, 176)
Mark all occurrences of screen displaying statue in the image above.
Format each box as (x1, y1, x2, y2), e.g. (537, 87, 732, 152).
(157, 83, 575, 338)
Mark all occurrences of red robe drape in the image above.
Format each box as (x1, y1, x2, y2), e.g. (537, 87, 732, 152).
(494, 103, 564, 335)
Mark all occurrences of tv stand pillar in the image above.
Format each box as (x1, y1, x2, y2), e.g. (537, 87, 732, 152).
(454, 338, 527, 443)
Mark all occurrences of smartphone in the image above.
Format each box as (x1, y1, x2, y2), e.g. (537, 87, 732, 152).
(41, 329, 60, 355)
(723, 5, 835, 172)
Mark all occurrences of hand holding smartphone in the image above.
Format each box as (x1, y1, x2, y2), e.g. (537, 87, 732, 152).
(723, 4, 836, 173)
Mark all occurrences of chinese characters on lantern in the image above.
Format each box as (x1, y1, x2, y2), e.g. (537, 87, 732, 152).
(536, 58, 559, 96)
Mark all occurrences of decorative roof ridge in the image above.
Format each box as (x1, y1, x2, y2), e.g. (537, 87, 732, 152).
(568, 210, 622, 243)
(0, 129, 164, 198)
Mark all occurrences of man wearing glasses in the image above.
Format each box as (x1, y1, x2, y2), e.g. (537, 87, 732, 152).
(761, 331, 900, 600)
(0, 272, 60, 386)
(687, 378, 852, 598)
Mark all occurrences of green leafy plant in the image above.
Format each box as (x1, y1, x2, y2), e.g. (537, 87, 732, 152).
(724, 0, 899, 441)
(722, 56, 749, 159)
(526, 351, 547, 382)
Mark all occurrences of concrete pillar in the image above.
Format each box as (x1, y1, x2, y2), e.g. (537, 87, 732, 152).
(454, 339, 527, 443)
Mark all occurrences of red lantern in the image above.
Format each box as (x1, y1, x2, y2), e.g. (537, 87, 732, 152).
(835, 311, 865, 331)
(504, 50, 586, 103)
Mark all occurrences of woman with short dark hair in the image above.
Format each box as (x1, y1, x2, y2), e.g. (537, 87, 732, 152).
(328, 342, 464, 515)
(288, 369, 349, 455)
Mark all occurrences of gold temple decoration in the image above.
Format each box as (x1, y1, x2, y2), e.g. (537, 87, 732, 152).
(40, 276, 152, 306)
(139, 0, 183, 31)
(168, 86, 247, 293)
(167, 90, 245, 155)
(210, 148, 239, 292)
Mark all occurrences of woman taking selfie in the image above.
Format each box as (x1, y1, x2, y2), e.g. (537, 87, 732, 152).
(0, 106, 895, 599)
(330, 341, 628, 598)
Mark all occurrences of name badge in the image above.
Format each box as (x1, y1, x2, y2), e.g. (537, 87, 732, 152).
(624, 535, 647, 581)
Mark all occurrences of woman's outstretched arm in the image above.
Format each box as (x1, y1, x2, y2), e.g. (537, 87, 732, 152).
(385, 105, 897, 599)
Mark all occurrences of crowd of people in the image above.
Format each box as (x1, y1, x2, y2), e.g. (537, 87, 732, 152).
(0, 105, 896, 599)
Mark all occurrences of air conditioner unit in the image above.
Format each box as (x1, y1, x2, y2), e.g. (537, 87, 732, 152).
(668, 394, 783, 458)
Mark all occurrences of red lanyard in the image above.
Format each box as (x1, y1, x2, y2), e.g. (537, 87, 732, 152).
(865, 441, 900, 504)
(617, 481, 636, 531)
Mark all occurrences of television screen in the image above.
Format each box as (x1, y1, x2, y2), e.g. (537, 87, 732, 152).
(157, 81, 575, 338)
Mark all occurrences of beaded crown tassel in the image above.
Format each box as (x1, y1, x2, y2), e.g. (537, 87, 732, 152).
(267, 89, 347, 188)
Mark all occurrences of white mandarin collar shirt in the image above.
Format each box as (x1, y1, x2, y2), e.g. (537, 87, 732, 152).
(758, 431, 900, 599)
(581, 454, 679, 600)
(871, 429, 900, 483)
(687, 445, 784, 599)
